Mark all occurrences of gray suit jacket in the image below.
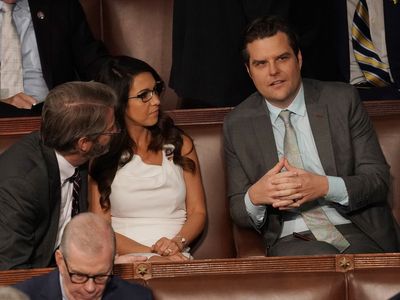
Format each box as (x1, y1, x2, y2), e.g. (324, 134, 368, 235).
(0, 132, 88, 270)
(223, 79, 399, 252)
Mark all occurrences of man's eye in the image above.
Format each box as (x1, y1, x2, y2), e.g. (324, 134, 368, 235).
(253, 61, 265, 67)
(72, 274, 87, 281)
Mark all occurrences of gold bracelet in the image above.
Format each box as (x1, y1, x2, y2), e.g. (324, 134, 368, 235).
(173, 235, 187, 250)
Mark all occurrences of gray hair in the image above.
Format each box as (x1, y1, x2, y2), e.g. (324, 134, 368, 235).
(41, 81, 117, 153)
(59, 212, 116, 261)
(0, 287, 29, 300)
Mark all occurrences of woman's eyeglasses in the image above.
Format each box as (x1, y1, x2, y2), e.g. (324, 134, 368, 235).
(128, 81, 164, 103)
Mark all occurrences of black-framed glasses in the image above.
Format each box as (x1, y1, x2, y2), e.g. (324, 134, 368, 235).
(128, 81, 165, 103)
(63, 257, 113, 285)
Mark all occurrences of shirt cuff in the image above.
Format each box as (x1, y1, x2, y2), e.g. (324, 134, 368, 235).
(326, 176, 349, 206)
(244, 191, 266, 227)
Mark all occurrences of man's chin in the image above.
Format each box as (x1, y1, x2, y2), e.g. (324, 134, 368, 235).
(74, 293, 103, 300)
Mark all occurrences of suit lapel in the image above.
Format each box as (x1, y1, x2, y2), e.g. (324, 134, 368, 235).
(41, 139, 61, 265)
(39, 270, 63, 299)
(251, 97, 279, 170)
(28, 0, 53, 88)
(304, 80, 337, 176)
(250, 96, 281, 246)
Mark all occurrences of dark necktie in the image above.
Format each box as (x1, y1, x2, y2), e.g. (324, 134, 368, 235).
(351, 0, 391, 87)
(279, 110, 350, 252)
(69, 168, 81, 218)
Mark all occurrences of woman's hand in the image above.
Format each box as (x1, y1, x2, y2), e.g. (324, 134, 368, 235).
(149, 252, 188, 262)
(151, 237, 181, 256)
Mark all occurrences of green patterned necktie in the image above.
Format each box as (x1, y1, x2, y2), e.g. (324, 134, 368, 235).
(279, 110, 350, 252)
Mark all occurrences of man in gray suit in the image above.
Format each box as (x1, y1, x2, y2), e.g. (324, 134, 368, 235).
(223, 16, 399, 256)
(0, 81, 118, 269)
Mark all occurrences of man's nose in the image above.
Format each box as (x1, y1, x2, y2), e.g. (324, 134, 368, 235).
(83, 278, 96, 293)
(268, 62, 279, 75)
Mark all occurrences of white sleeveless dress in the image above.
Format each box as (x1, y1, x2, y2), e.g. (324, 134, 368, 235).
(110, 148, 187, 252)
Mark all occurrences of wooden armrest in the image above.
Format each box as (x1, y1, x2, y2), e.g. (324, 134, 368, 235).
(233, 224, 266, 258)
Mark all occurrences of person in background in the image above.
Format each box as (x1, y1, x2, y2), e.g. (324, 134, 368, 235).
(0, 81, 118, 269)
(15, 212, 153, 300)
(90, 56, 206, 261)
(169, 0, 323, 108)
(0, 0, 109, 117)
(223, 16, 399, 256)
(296, 1, 400, 100)
(334, 0, 400, 100)
(0, 286, 29, 300)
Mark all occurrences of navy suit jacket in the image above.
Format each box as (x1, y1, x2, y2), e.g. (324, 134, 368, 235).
(0, 132, 88, 270)
(14, 269, 153, 300)
(224, 79, 399, 252)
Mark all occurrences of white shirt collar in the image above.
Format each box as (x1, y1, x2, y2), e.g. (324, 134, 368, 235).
(55, 151, 76, 185)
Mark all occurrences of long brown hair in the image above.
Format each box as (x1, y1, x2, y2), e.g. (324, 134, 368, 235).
(90, 56, 195, 211)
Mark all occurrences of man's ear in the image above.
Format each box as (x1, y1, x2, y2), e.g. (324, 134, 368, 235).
(76, 137, 92, 153)
(245, 64, 253, 79)
(297, 50, 303, 70)
(55, 249, 64, 271)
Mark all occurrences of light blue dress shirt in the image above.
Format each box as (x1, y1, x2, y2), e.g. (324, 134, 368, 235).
(245, 83, 351, 237)
(0, 0, 48, 102)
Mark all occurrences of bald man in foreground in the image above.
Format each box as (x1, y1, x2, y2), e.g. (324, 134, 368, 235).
(15, 212, 153, 300)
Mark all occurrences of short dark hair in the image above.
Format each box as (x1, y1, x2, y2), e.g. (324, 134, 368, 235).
(41, 81, 117, 153)
(241, 16, 299, 66)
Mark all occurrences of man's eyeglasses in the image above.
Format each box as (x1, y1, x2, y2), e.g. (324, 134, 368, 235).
(98, 127, 121, 136)
(89, 124, 121, 137)
(128, 81, 164, 103)
(63, 257, 113, 285)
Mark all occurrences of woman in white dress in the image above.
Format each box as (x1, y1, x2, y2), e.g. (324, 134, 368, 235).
(89, 56, 206, 261)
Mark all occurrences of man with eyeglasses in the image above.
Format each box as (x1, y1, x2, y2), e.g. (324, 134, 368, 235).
(0, 81, 121, 270)
(15, 212, 153, 300)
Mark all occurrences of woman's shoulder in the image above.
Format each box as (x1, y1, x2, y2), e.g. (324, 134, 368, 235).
(180, 134, 194, 156)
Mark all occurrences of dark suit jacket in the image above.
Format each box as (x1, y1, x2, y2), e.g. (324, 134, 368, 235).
(0, 132, 88, 270)
(0, 0, 109, 117)
(223, 79, 399, 252)
(169, 0, 329, 108)
(304, 1, 400, 100)
(14, 269, 153, 300)
(29, 0, 109, 89)
(331, 0, 400, 88)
